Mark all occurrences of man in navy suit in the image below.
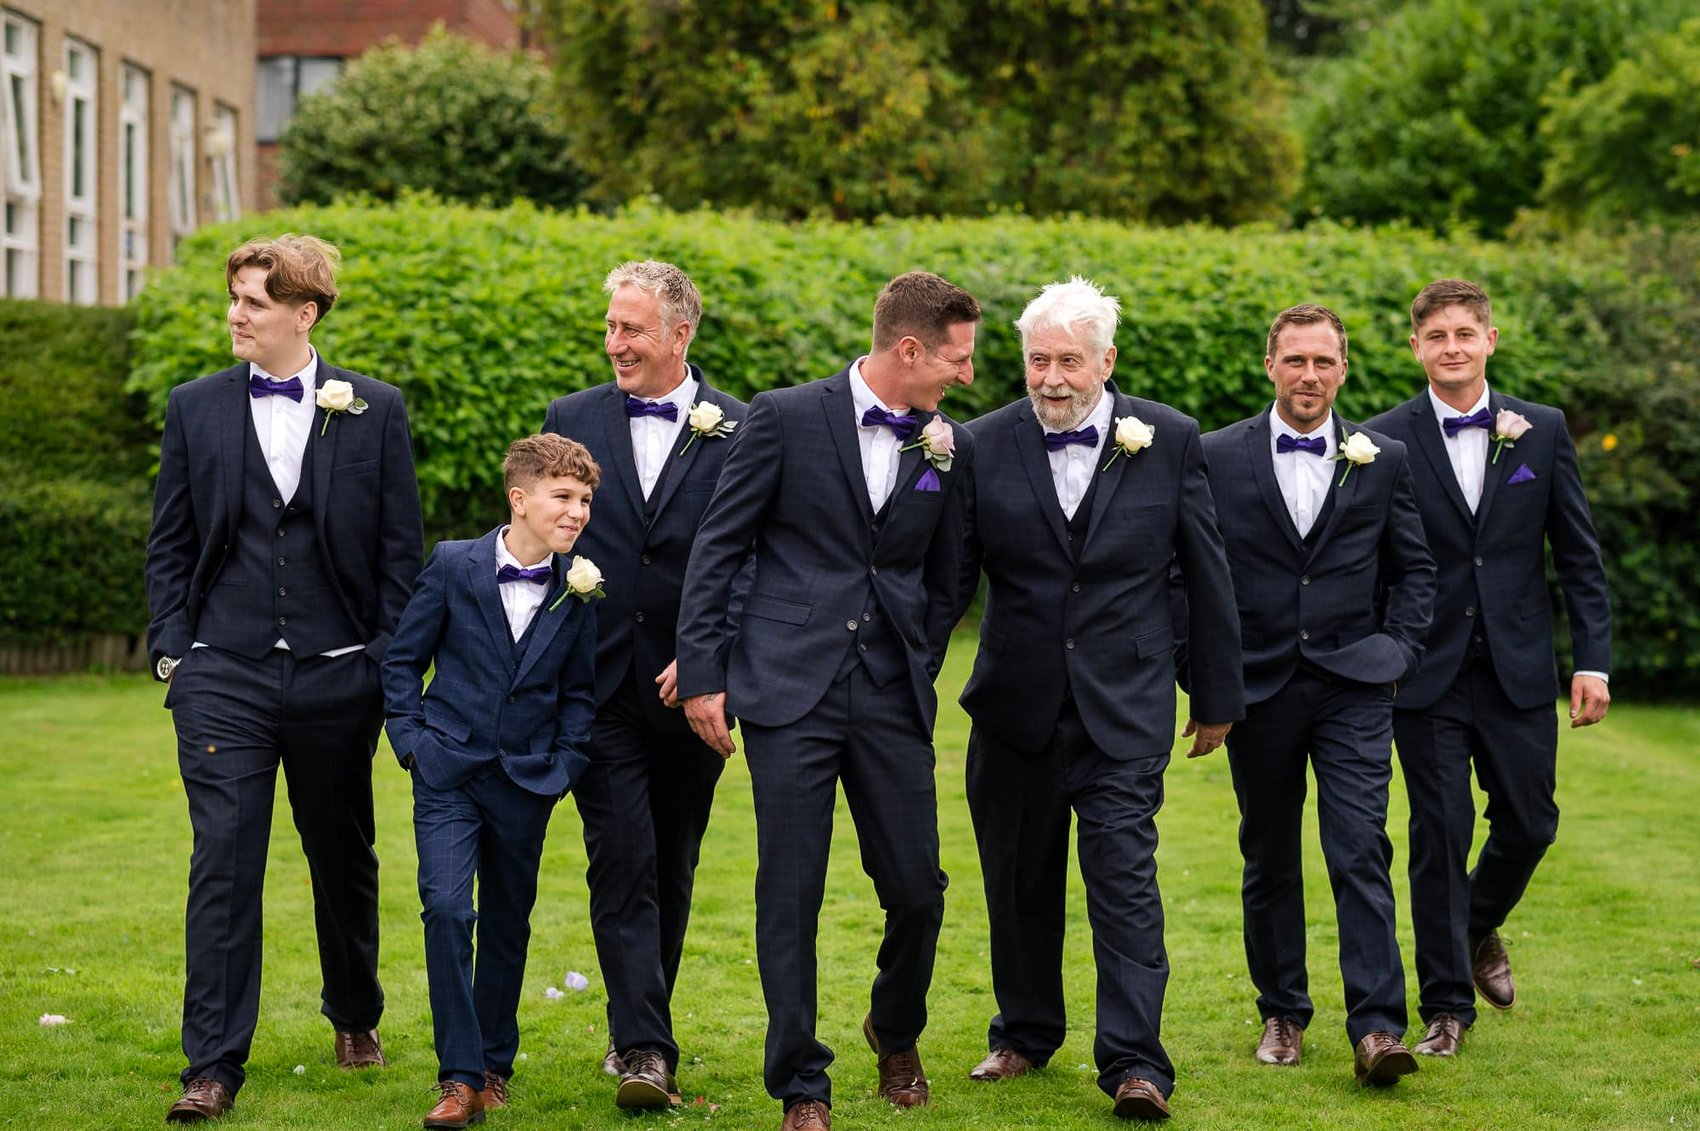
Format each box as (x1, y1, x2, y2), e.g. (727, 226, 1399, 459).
(383, 434, 601, 1129)
(1366, 279, 1611, 1058)
(542, 261, 748, 1110)
(953, 278, 1244, 1122)
(145, 235, 423, 1122)
(1198, 304, 1434, 1087)
(676, 272, 980, 1131)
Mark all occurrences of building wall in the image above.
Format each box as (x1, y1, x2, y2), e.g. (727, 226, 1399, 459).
(4, 0, 256, 306)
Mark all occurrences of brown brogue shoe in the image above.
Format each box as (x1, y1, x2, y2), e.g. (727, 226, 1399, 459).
(423, 1080, 484, 1129)
(969, 1046, 1034, 1081)
(616, 1048, 677, 1111)
(1413, 1014, 1465, 1057)
(1353, 1031, 1419, 1086)
(863, 1014, 930, 1108)
(1470, 929, 1517, 1010)
(780, 1099, 832, 1130)
(165, 1077, 233, 1123)
(1111, 1075, 1171, 1121)
(479, 1070, 508, 1111)
(603, 1040, 626, 1077)
(1255, 1016, 1304, 1065)
(335, 1028, 386, 1069)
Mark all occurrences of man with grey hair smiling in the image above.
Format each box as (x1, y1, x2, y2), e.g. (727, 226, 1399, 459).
(950, 277, 1243, 1121)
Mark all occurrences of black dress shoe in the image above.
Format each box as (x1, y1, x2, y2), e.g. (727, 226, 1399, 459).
(165, 1077, 233, 1123)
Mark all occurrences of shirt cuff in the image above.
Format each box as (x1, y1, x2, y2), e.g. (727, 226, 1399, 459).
(1574, 670, 1609, 683)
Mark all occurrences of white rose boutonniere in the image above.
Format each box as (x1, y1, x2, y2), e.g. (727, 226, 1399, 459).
(315, 379, 367, 436)
(1491, 409, 1532, 464)
(1102, 415, 1154, 471)
(1334, 428, 1380, 485)
(550, 555, 606, 611)
(679, 400, 737, 454)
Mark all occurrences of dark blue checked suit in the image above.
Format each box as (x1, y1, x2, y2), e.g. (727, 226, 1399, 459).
(145, 359, 421, 1096)
(542, 366, 747, 1069)
(1367, 392, 1610, 1025)
(382, 528, 597, 1088)
(955, 387, 1244, 1100)
(1199, 409, 1434, 1045)
(676, 366, 972, 1108)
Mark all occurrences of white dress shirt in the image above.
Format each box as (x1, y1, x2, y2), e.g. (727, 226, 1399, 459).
(1429, 384, 1490, 514)
(1269, 406, 1335, 538)
(1043, 388, 1112, 519)
(248, 347, 319, 504)
(627, 369, 695, 499)
(495, 528, 552, 642)
(849, 359, 907, 512)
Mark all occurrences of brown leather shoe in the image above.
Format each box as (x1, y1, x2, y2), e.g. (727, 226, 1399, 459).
(1111, 1075, 1171, 1121)
(1413, 1013, 1466, 1057)
(165, 1077, 233, 1123)
(603, 1040, 626, 1077)
(780, 1099, 831, 1130)
(423, 1080, 484, 1129)
(969, 1046, 1034, 1081)
(1353, 1031, 1419, 1086)
(479, 1070, 508, 1110)
(863, 1014, 929, 1108)
(1255, 1016, 1304, 1065)
(616, 1048, 677, 1110)
(1470, 929, 1517, 1010)
(335, 1028, 386, 1069)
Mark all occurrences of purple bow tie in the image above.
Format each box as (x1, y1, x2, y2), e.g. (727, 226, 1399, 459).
(1044, 426, 1099, 452)
(625, 397, 679, 421)
(248, 373, 303, 402)
(497, 564, 552, 584)
(1443, 407, 1493, 437)
(1276, 433, 1327, 456)
(861, 405, 918, 440)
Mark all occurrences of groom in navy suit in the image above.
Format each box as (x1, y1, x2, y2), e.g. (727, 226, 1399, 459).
(1198, 304, 1434, 1087)
(677, 272, 980, 1131)
(953, 278, 1244, 1122)
(542, 261, 748, 1110)
(1367, 279, 1611, 1057)
(145, 235, 422, 1122)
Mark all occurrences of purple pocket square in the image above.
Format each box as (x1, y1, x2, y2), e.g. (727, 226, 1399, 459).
(1507, 463, 1536, 485)
(915, 467, 941, 492)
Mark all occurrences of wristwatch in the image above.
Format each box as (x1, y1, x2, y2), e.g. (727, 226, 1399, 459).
(156, 655, 181, 682)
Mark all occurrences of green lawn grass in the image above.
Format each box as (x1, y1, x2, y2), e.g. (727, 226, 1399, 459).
(2, 636, 1696, 1129)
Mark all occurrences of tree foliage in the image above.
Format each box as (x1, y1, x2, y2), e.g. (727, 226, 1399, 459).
(275, 26, 587, 210)
(542, 0, 1298, 224)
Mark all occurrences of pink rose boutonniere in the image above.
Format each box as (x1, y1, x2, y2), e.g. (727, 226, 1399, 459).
(1491, 409, 1532, 464)
(902, 417, 955, 491)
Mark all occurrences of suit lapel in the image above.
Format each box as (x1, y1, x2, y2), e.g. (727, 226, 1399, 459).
(514, 554, 570, 684)
(821, 372, 876, 524)
(466, 532, 515, 658)
(600, 385, 648, 518)
(1246, 413, 1306, 552)
(1302, 415, 1359, 561)
(220, 367, 247, 536)
(307, 362, 335, 532)
(646, 368, 717, 523)
(1406, 394, 1475, 526)
(1013, 405, 1071, 556)
(1081, 388, 1132, 556)
(1473, 392, 1510, 530)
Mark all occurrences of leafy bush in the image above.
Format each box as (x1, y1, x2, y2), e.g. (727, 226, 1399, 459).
(276, 26, 587, 210)
(127, 198, 1697, 695)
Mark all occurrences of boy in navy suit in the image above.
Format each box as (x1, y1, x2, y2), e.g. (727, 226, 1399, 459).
(382, 434, 603, 1129)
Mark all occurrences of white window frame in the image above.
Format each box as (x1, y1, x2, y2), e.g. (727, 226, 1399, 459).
(62, 37, 97, 305)
(1, 10, 40, 298)
(208, 102, 238, 223)
(117, 62, 148, 302)
(167, 85, 195, 246)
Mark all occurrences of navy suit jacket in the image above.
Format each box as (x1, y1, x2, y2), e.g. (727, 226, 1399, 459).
(542, 366, 749, 734)
(145, 359, 423, 668)
(1365, 391, 1610, 710)
(676, 366, 973, 730)
(381, 529, 597, 797)
(1201, 410, 1436, 705)
(957, 388, 1245, 758)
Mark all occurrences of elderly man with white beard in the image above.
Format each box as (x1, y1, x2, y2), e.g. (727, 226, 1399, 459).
(949, 278, 1244, 1122)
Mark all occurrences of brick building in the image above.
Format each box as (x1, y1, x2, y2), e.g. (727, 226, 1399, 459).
(1, 0, 255, 305)
(255, 0, 522, 209)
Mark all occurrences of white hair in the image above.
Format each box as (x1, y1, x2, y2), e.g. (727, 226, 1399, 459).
(603, 260, 702, 353)
(1015, 276, 1121, 358)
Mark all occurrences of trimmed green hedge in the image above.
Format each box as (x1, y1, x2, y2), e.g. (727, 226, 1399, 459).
(117, 200, 1699, 695)
(0, 300, 150, 643)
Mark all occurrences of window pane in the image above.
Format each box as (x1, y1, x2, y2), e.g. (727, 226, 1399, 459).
(9, 74, 25, 175)
(71, 99, 87, 198)
(255, 57, 294, 142)
(299, 57, 343, 95)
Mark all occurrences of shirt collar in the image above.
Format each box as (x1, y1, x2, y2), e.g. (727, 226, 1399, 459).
(495, 526, 552, 572)
(634, 366, 697, 411)
(1269, 403, 1334, 443)
(1427, 382, 1491, 424)
(849, 357, 902, 423)
(250, 345, 319, 391)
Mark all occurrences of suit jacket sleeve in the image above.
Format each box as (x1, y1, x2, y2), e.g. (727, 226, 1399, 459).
(1379, 449, 1438, 678)
(921, 425, 974, 677)
(368, 390, 425, 662)
(1173, 424, 1245, 723)
(1545, 419, 1612, 675)
(145, 390, 198, 668)
(380, 547, 448, 769)
(676, 392, 785, 699)
(948, 449, 984, 634)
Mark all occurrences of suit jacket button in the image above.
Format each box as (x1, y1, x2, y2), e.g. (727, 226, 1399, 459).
(1474, 556, 1484, 566)
(858, 643, 868, 652)
(870, 566, 878, 576)
(635, 611, 645, 622)
(507, 695, 516, 704)
(277, 587, 287, 596)
(272, 499, 282, 509)
(870, 522, 881, 533)
(1300, 575, 1310, 585)
(277, 616, 288, 626)
(498, 748, 506, 757)
(846, 620, 859, 631)
(1071, 583, 1081, 592)
(640, 554, 652, 565)
(1465, 606, 1475, 617)
(1299, 629, 1309, 640)
(862, 612, 872, 622)
(1065, 638, 1076, 650)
